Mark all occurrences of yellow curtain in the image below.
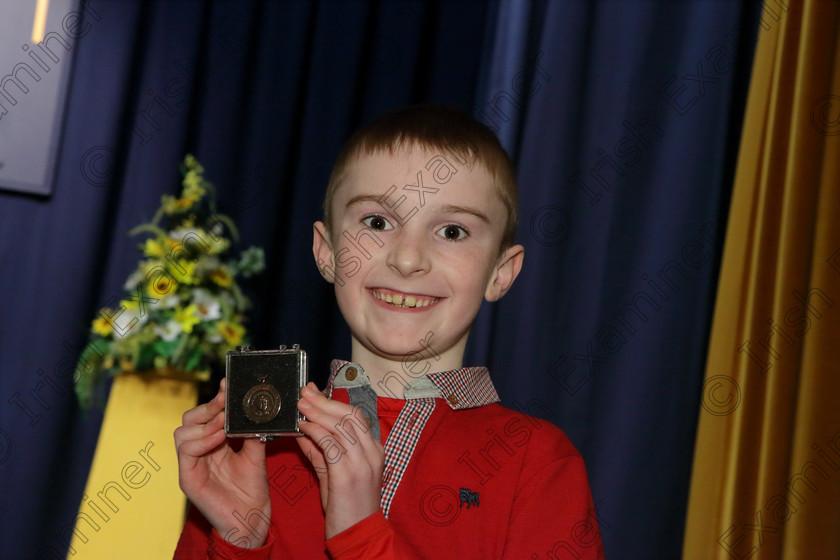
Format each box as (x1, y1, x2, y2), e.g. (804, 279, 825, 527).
(683, 1, 840, 559)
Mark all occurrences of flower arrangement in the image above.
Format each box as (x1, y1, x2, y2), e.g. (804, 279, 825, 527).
(75, 155, 265, 407)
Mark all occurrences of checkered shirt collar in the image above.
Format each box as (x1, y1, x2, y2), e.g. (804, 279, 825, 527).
(328, 359, 500, 409)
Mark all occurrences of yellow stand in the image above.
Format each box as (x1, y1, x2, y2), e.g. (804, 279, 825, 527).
(67, 372, 197, 559)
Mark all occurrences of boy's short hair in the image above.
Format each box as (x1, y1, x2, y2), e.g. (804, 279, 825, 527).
(323, 104, 518, 252)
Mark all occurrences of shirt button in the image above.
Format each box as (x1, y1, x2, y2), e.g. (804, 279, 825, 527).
(447, 393, 459, 406)
(345, 366, 358, 381)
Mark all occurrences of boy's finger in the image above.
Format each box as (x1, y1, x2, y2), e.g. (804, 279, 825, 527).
(345, 416, 383, 458)
(298, 419, 368, 467)
(175, 425, 227, 459)
(296, 431, 328, 472)
(296, 433, 329, 509)
(240, 437, 268, 465)
(296, 417, 333, 446)
(297, 403, 360, 447)
(298, 414, 379, 472)
(299, 385, 360, 418)
(182, 390, 225, 426)
(175, 409, 224, 443)
(298, 397, 377, 450)
(335, 416, 383, 464)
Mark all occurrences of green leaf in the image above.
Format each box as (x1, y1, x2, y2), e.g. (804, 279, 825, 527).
(230, 283, 249, 311)
(129, 223, 169, 238)
(151, 338, 180, 357)
(135, 342, 158, 371)
(236, 247, 265, 277)
(184, 346, 204, 371)
(172, 333, 191, 365)
(74, 338, 110, 408)
(79, 339, 106, 371)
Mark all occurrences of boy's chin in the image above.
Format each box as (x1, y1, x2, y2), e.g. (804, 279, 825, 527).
(368, 338, 429, 359)
(354, 326, 467, 366)
(356, 332, 437, 360)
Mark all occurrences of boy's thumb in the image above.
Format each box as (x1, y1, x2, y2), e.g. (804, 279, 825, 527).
(241, 437, 268, 464)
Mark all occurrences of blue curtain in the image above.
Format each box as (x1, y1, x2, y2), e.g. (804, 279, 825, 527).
(465, 1, 760, 558)
(0, 1, 758, 559)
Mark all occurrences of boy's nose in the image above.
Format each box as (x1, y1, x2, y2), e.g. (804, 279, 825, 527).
(386, 228, 430, 277)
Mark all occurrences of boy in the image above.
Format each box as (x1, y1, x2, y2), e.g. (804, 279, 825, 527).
(173, 105, 605, 559)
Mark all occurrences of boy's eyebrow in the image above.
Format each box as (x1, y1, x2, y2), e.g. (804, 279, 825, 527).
(345, 195, 490, 223)
(438, 204, 490, 223)
(345, 194, 386, 208)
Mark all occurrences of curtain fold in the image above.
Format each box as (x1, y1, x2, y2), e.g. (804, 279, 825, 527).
(683, 1, 840, 558)
(0, 2, 491, 558)
(470, 1, 760, 557)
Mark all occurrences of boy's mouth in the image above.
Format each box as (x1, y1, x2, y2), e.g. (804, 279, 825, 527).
(369, 288, 441, 309)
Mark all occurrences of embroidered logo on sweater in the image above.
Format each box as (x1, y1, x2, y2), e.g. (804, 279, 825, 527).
(459, 488, 480, 509)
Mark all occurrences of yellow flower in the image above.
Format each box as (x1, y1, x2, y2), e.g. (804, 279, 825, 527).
(92, 315, 113, 337)
(146, 273, 177, 298)
(162, 194, 199, 215)
(184, 154, 204, 174)
(143, 237, 179, 258)
(161, 195, 177, 214)
(209, 267, 233, 288)
(142, 238, 165, 258)
(174, 304, 201, 334)
(176, 196, 199, 210)
(169, 259, 199, 285)
(182, 172, 206, 199)
(216, 321, 244, 346)
(206, 236, 230, 255)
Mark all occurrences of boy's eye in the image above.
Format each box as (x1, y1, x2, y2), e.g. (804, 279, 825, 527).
(362, 214, 393, 231)
(437, 224, 468, 241)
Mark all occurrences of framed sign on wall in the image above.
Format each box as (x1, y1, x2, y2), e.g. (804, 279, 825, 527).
(0, 0, 92, 196)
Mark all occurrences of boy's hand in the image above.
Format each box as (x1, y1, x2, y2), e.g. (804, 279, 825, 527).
(296, 382, 385, 539)
(174, 378, 272, 547)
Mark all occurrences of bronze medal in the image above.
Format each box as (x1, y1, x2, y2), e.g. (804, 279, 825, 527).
(243, 376, 281, 423)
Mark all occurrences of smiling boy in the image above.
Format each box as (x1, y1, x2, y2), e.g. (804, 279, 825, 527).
(174, 105, 604, 559)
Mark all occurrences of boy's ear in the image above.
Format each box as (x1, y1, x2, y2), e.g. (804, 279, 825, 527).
(312, 221, 336, 284)
(485, 244, 525, 302)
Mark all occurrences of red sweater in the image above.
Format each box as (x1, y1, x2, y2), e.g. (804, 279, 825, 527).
(173, 361, 605, 559)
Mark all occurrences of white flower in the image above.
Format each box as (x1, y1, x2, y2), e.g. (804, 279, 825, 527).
(120, 305, 149, 331)
(192, 288, 221, 321)
(123, 269, 144, 290)
(154, 320, 183, 342)
(195, 256, 221, 275)
(169, 227, 204, 243)
(158, 294, 180, 309)
(209, 221, 224, 239)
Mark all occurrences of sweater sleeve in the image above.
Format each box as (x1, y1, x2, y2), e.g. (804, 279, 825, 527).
(172, 503, 276, 560)
(325, 510, 434, 560)
(324, 510, 396, 559)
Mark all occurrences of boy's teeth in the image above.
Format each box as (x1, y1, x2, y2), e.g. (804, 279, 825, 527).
(374, 290, 434, 308)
